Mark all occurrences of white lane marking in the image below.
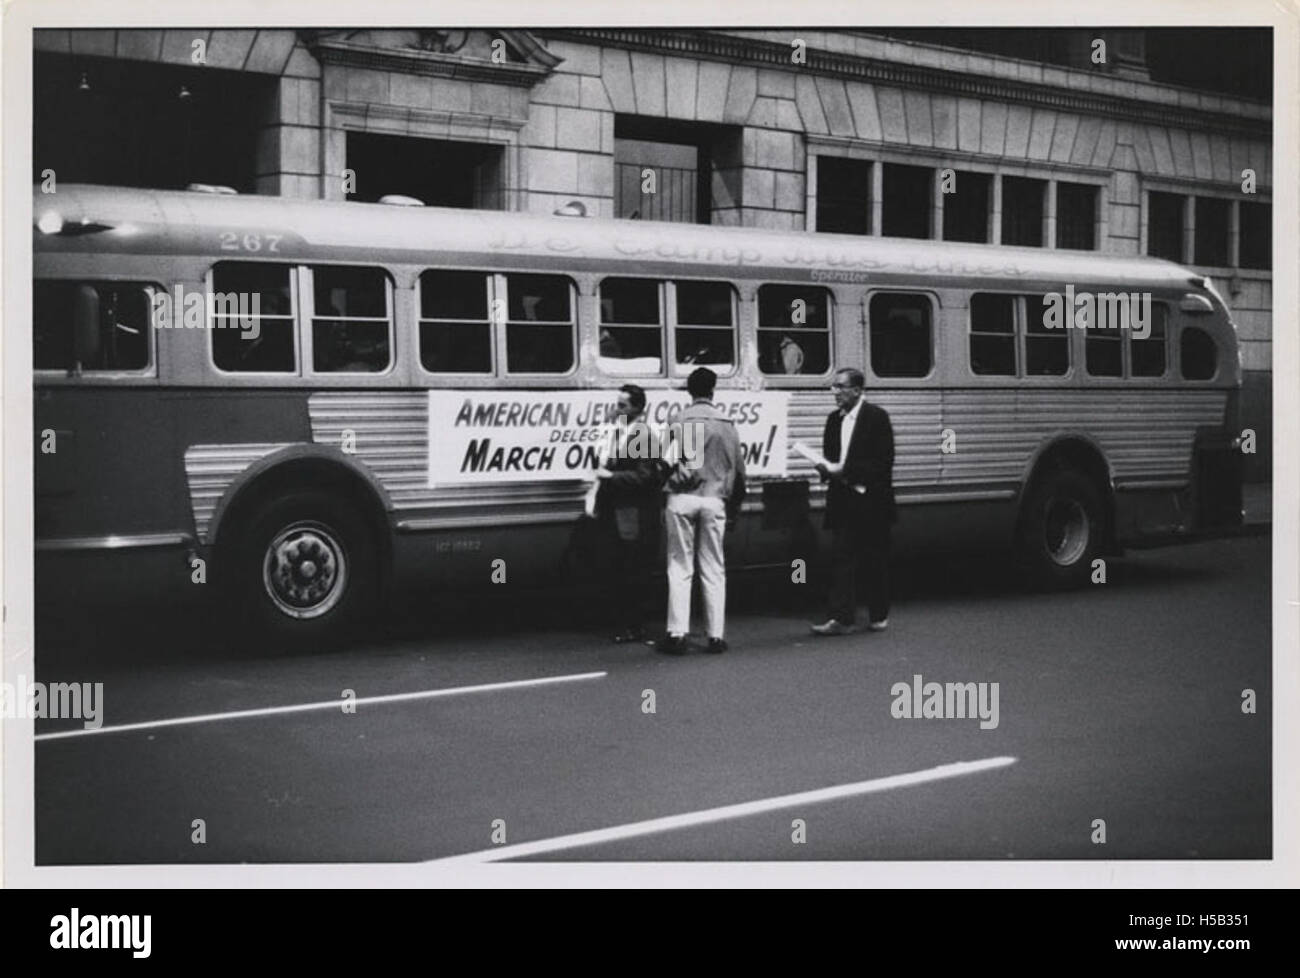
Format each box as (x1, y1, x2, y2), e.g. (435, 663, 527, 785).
(34, 671, 608, 742)
(431, 755, 1018, 864)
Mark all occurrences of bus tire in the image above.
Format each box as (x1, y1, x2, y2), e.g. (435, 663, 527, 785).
(227, 489, 378, 652)
(1015, 468, 1105, 588)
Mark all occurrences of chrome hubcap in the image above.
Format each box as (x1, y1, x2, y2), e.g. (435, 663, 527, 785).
(262, 521, 348, 619)
(1044, 497, 1089, 567)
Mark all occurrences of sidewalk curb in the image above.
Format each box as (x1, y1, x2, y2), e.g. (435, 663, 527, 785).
(1124, 521, 1271, 550)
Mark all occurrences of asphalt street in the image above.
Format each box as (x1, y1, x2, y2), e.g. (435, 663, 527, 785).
(32, 535, 1271, 863)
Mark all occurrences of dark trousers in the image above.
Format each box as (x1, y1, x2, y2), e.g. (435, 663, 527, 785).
(827, 520, 891, 625)
(605, 526, 654, 631)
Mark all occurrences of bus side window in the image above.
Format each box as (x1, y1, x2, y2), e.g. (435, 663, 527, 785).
(757, 285, 830, 375)
(870, 293, 932, 378)
(1180, 325, 1218, 380)
(675, 280, 736, 374)
(34, 280, 152, 373)
(311, 265, 391, 373)
(505, 274, 574, 374)
(969, 293, 1016, 375)
(1130, 303, 1168, 378)
(599, 278, 663, 376)
(419, 270, 492, 374)
(211, 262, 296, 373)
(1023, 294, 1069, 376)
(1084, 303, 1122, 377)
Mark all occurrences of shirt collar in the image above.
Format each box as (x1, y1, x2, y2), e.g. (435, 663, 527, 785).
(685, 399, 718, 418)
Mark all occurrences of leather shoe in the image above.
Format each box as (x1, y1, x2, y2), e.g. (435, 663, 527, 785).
(656, 634, 687, 655)
(810, 619, 856, 636)
(705, 638, 728, 654)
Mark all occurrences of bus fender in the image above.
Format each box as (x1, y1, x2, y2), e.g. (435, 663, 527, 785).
(1017, 432, 1114, 498)
(1016, 433, 1118, 550)
(206, 444, 395, 583)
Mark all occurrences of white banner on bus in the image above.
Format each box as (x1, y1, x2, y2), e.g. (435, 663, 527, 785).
(427, 389, 789, 487)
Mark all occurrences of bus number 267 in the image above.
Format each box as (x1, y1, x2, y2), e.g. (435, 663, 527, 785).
(219, 232, 281, 253)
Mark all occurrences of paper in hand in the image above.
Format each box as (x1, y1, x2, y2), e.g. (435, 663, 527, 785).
(792, 441, 864, 493)
(584, 426, 614, 517)
(791, 441, 829, 468)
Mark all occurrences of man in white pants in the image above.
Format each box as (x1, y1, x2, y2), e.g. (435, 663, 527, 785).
(659, 367, 747, 655)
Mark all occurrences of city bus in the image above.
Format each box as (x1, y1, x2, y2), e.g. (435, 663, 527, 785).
(32, 184, 1244, 649)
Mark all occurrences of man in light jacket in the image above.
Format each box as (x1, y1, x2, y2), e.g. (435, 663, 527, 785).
(659, 367, 747, 655)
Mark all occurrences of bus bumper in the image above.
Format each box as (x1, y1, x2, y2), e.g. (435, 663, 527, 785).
(1191, 431, 1245, 532)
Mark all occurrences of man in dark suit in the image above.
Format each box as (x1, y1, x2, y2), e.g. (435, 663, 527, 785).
(593, 384, 666, 643)
(811, 367, 896, 636)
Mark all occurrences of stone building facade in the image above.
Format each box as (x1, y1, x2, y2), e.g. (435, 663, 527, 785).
(33, 27, 1273, 477)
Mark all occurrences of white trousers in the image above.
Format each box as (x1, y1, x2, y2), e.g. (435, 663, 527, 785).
(664, 493, 727, 639)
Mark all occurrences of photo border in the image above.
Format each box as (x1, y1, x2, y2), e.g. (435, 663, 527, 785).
(3, 0, 1295, 888)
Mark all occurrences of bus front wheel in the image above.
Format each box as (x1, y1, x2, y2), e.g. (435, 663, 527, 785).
(1015, 469, 1105, 588)
(228, 489, 378, 651)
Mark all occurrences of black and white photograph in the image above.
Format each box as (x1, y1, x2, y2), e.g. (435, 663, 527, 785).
(2, 0, 1295, 891)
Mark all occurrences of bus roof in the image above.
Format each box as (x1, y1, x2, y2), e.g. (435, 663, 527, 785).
(35, 183, 1205, 292)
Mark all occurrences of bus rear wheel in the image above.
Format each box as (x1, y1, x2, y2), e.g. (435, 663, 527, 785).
(1015, 468, 1105, 588)
(227, 489, 377, 652)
